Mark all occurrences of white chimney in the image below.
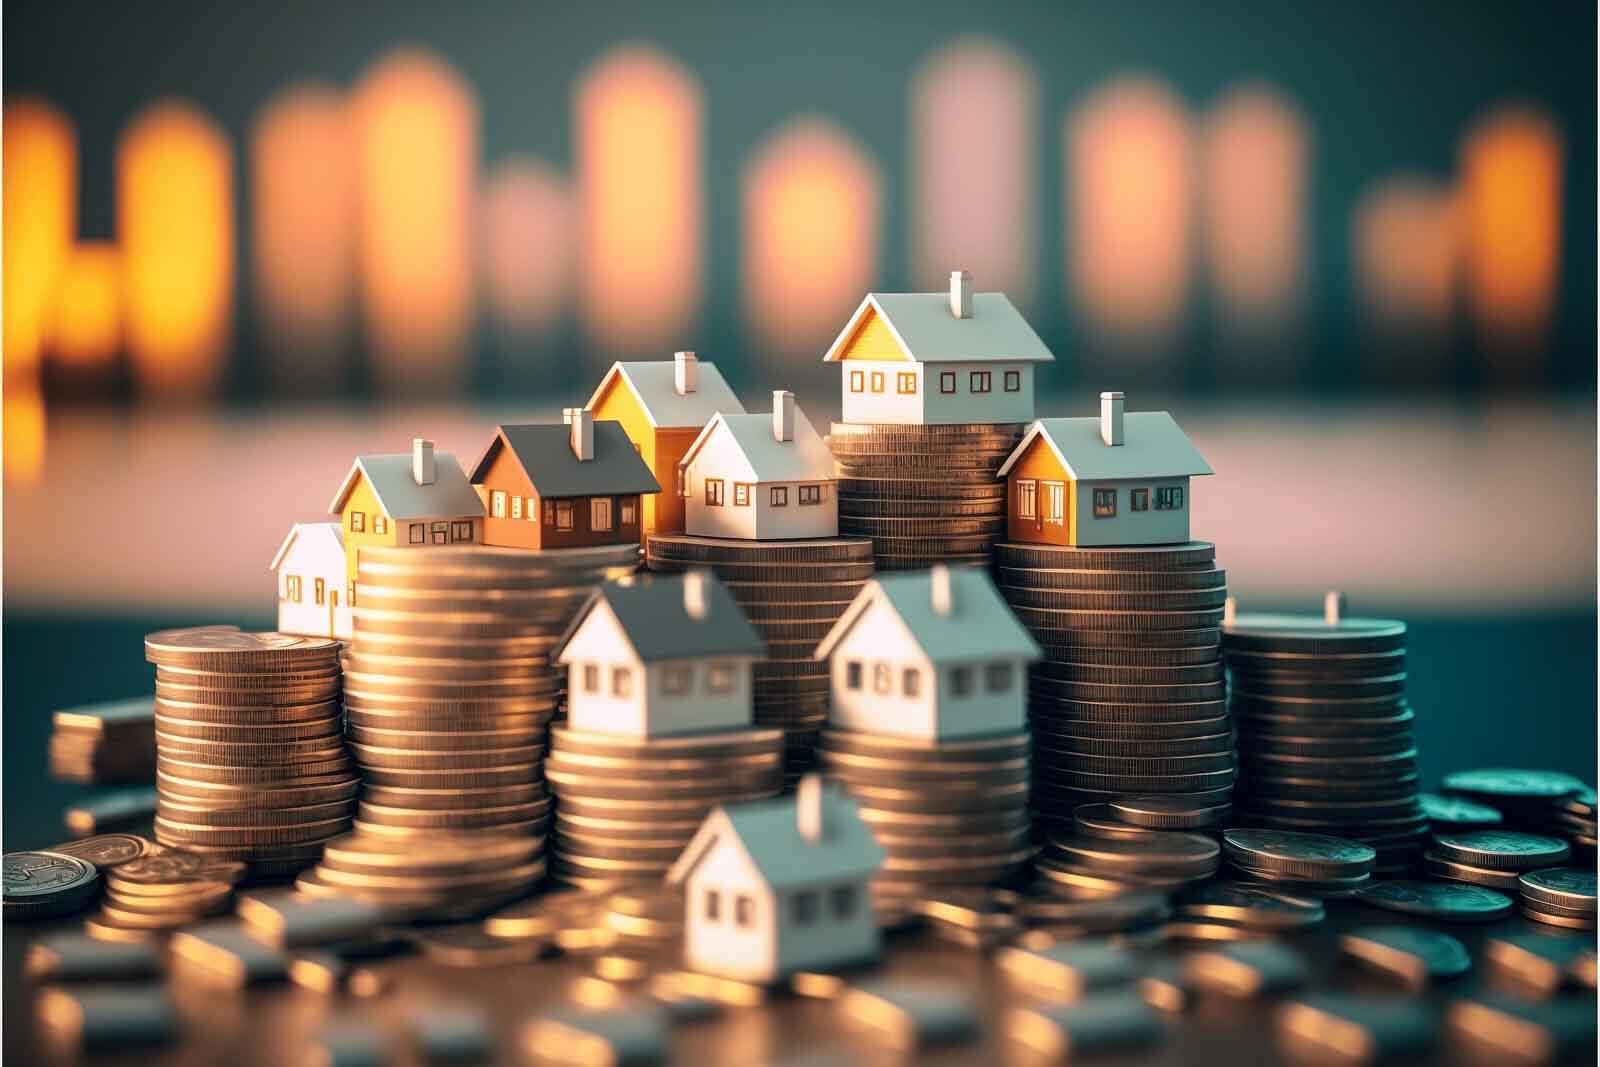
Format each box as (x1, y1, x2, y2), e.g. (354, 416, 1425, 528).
(772, 390, 795, 443)
(673, 350, 698, 395)
(1324, 591, 1345, 626)
(1223, 596, 1237, 628)
(569, 408, 594, 462)
(411, 438, 436, 486)
(796, 774, 826, 844)
(1100, 391, 1125, 447)
(949, 270, 973, 319)
(683, 569, 709, 620)
(930, 564, 953, 617)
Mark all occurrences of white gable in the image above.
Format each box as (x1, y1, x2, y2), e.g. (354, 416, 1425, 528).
(555, 597, 643, 669)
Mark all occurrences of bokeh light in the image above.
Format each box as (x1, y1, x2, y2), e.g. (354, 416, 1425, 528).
(3, 385, 47, 484)
(44, 242, 122, 370)
(1353, 177, 1459, 351)
(3, 98, 76, 383)
(480, 159, 574, 339)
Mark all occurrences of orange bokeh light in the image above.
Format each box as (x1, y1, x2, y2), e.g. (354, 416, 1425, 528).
(480, 159, 573, 338)
(118, 99, 234, 398)
(354, 48, 479, 393)
(1067, 76, 1196, 346)
(45, 242, 122, 368)
(575, 46, 703, 358)
(1353, 177, 1459, 340)
(4, 98, 77, 381)
(3, 384, 47, 484)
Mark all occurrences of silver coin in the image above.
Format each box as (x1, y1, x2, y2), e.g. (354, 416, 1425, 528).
(1221, 829, 1376, 879)
(1430, 830, 1571, 871)
(1518, 868, 1598, 912)
(1356, 879, 1513, 922)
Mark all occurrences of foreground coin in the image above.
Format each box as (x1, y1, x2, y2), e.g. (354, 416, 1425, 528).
(1355, 880, 1513, 922)
(48, 834, 164, 870)
(1221, 829, 1376, 880)
(1339, 925, 1471, 987)
(4, 851, 101, 920)
(1429, 830, 1571, 871)
(1518, 868, 1598, 913)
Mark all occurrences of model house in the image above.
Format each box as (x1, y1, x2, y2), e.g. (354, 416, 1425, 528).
(327, 438, 486, 603)
(587, 352, 747, 538)
(815, 565, 1041, 741)
(821, 270, 1055, 426)
(995, 392, 1213, 548)
(667, 774, 885, 983)
(552, 570, 763, 737)
(677, 391, 836, 541)
(467, 410, 660, 551)
(268, 522, 352, 640)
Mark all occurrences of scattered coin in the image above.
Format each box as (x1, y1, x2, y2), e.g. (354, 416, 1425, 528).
(24, 932, 160, 982)
(1430, 830, 1571, 871)
(1006, 993, 1164, 1058)
(4, 850, 101, 921)
(47, 834, 164, 870)
(1518, 868, 1597, 913)
(1355, 880, 1513, 922)
(1420, 793, 1504, 830)
(35, 986, 177, 1053)
(996, 941, 1136, 999)
(837, 979, 981, 1049)
(1339, 925, 1471, 988)
(1447, 994, 1597, 1064)
(1484, 933, 1593, 996)
(1277, 994, 1436, 1065)
(1442, 768, 1586, 804)
(1175, 883, 1325, 930)
(1186, 942, 1309, 997)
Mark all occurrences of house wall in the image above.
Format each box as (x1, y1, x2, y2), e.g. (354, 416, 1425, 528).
(558, 600, 649, 734)
(477, 445, 644, 550)
(650, 427, 700, 537)
(930, 657, 1029, 738)
(1071, 477, 1192, 547)
(1006, 437, 1074, 546)
(638, 657, 754, 736)
(276, 539, 353, 640)
(827, 604, 937, 738)
(773, 878, 879, 976)
(837, 359, 1035, 426)
(683, 424, 836, 541)
(684, 846, 777, 982)
(837, 359, 925, 425)
(337, 475, 400, 585)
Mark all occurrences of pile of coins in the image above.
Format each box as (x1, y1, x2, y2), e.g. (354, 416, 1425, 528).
(1037, 830, 1220, 897)
(1221, 828, 1376, 897)
(992, 541, 1231, 829)
(1516, 869, 1597, 930)
(298, 831, 545, 919)
(88, 851, 246, 939)
(1222, 596, 1425, 873)
(830, 422, 1024, 570)
(817, 729, 1034, 909)
(646, 534, 874, 783)
(1422, 828, 1571, 892)
(1442, 768, 1598, 862)
(50, 696, 157, 785)
(146, 627, 351, 878)
(547, 725, 785, 890)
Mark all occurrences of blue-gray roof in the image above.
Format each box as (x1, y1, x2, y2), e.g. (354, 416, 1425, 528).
(668, 782, 885, 890)
(469, 422, 660, 499)
(997, 414, 1213, 481)
(816, 568, 1042, 665)
(553, 571, 763, 663)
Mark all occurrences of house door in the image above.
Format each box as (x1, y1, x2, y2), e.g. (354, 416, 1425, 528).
(328, 588, 339, 637)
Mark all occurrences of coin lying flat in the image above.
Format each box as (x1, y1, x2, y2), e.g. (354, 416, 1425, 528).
(1518, 868, 1597, 913)
(4, 851, 101, 920)
(1222, 829, 1376, 880)
(1175, 883, 1324, 930)
(1277, 994, 1436, 1065)
(1442, 768, 1586, 804)
(1355, 879, 1513, 922)
(48, 834, 164, 870)
(1110, 794, 1232, 830)
(1429, 830, 1571, 871)
(1420, 793, 1504, 830)
(1339, 925, 1471, 987)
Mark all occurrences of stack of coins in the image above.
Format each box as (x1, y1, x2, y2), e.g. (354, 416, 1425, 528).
(1222, 596, 1425, 873)
(1221, 828, 1376, 897)
(297, 831, 544, 919)
(1516, 869, 1597, 930)
(1422, 828, 1571, 893)
(645, 534, 874, 783)
(1036, 830, 1220, 896)
(50, 697, 158, 784)
(146, 627, 351, 878)
(830, 422, 1024, 570)
(817, 729, 1034, 909)
(87, 851, 246, 939)
(991, 541, 1231, 828)
(546, 725, 785, 890)
(1442, 769, 1597, 863)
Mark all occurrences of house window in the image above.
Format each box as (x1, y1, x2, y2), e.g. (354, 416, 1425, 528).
(431, 522, 449, 544)
(705, 890, 720, 921)
(1044, 482, 1065, 526)
(850, 370, 864, 393)
(951, 665, 974, 696)
(612, 666, 633, 698)
(970, 371, 992, 393)
(349, 511, 365, 533)
(770, 486, 788, 507)
(830, 886, 857, 918)
(511, 496, 523, 520)
(707, 661, 735, 693)
(1131, 489, 1149, 512)
(285, 575, 302, 603)
(492, 491, 508, 518)
(555, 501, 574, 530)
(986, 663, 1013, 692)
(663, 664, 692, 695)
(1017, 479, 1037, 519)
(798, 484, 823, 506)
(793, 891, 819, 925)
(939, 371, 956, 394)
(1156, 486, 1184, 510)
(676, 468, 687, 498)
(451, 521, 472, 542)
(346, 582, 356, 606)
(409, 523, 425, 544)
(903, 668, 920, 697)
(873, 662, 891, 694)
(846, 661, 863, 690)
(870, 371, 884, 393)
(896, 372, 917, 395)
(1093, 488, 1117, 518)
(734, 483, 750, 507)
(735, 895, 754, 927)
(620, 499, 636, 525)
(591, 497, 614, 531)
(583, 664, 600, 693)
(705, 478, 725, 506)
(1004, 370, 1021, 392)
(314, 578, 325, 606)
(374, 515, 388, 535)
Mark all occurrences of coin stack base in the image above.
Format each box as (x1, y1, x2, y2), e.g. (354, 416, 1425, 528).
(830, 422, 1024, 570)
(645, 534, 873, 785)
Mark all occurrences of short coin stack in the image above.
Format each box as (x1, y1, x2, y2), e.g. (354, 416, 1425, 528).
(146, 627, 351, 878)
(547, 725, 786, 891)
(1221, 828, 1377, 897)
(1442, 768, 1597, 863)
(645, 534, 874, 783)
(817, 729, 1034, 910)
(50, 697, 158, 785)
(830, 422, 1024, 570)
(1422, 829, 1571, 894)
(1516, 868, 1597, 930)
(297, 831, 545, 920)
(1222, 597, 1425, 873)
(88, 851, 246, 939)
(1036, 830, 1221, 897)
(992, 541, 1231, 829)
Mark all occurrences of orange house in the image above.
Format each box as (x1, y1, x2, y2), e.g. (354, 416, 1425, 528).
(468, 410, 659, 551)
(586, 351, 746, 538)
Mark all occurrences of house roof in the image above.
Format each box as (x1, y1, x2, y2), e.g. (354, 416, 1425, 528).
(327, 452, 486, 520)
(678, 407, 834, 485)
(995, 413, 1214, 481)
(553, 571, 763, 663)
(667, 782, 885, 890)
(268, 521, 344, 573)
(586, 360, 746, 428)
(822, 292, 1055, 364)
(815, 568, 1042, 664)
(468, 422, 660, 499)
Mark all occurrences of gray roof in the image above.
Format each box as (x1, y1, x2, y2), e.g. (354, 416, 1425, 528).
(679, 407, 833, 484)
(586, 361, 746, 428)
(667, 782, 885, 890)
(328, 452, 485, 520)
(996, 414, 1213, 481)
(468, 422, 660, 499)
(823, 292, 1055, 364)
(554, 571, 763, 663)
(816, 568, 1042, 664)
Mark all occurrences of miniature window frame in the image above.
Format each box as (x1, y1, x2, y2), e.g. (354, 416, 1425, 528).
(409, 523, 425, 544)
(896, 372, 917, 395)
(451, 521, 473, 542)
(940, 372, 956, 394)
(1131, 489, 1149, 512)
(620, 499, 636, 525)
(830, 886, 857, 918)
(349, 511, 365, 533)
(1017, 480, 1037, 520)
(970, 371, 992, 393)
(583, 664, 600, 693)
(492, 491, 508, 518)
(793, 891, 819, 924)
(798, 484, 822, 506)
(706, 661, 736, 693)
(1155, 486, 1184, 510)
(870, 371, 885, 393)
(770, 486, 788, 507)
(986, 663, 1013, 692)
(733, 483, 751, 507)
(431, 522, 449, 544)
(1093, 488, 1117, 519)
(846, 661, 863, 690)
(902, 667, 920, 697)
(1004, 370, 1021, 392)
(1044, 482, 1066, 526)
(612, 666, 633, 698)
(591, 497, 614, 532)
(951, 665, 974, 696)
(735, 895, 754, 927)
(705, 478, 725, 507)
(346, 581, 356, 606)
(314, 578, 325, 606)
(850, 370, 864, 393)
(555, 502, 574, 530)
(286, 575, 302, 603)
(374, 515, 388, 535)
(663, 664, 693, 695)
(511, 496, 523, 520)
(872, 662, 891, 694)
(705, 889, 721, 921)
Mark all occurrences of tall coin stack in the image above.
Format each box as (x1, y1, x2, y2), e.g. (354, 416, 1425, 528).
(1222, 594, 1426, 874)
(830, 422, 1025, 570)
(146, 627, 352, 879)
(300, 543, 638, 917)
(992, 541, 1232, 830)
(645, 534, 874, 784)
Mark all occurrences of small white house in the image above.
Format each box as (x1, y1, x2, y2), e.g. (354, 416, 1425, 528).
(552, 570, 764, 737)
(815, 566, 1041, 741)
(268, 522, 352, 640)
(821, 270, 1056, 426)
(667, 775, 885, 983)
(677, 390, 837, 541)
